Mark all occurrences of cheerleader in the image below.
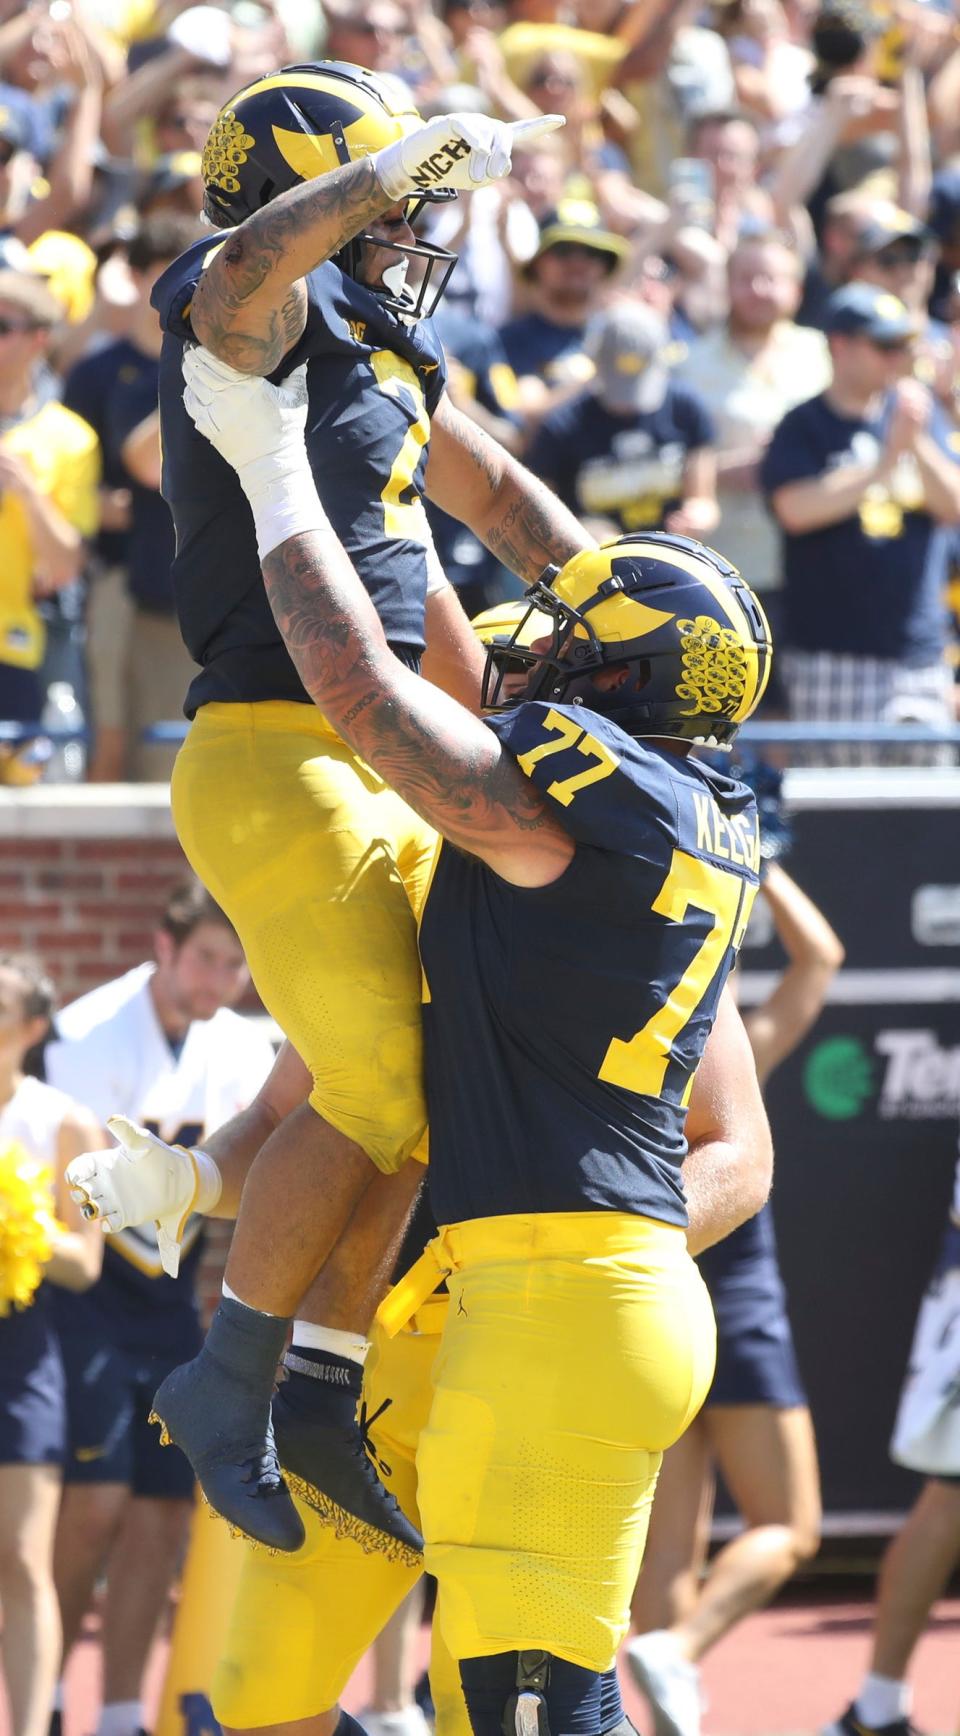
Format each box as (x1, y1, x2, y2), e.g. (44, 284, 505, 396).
(0, 954, 104, 1736)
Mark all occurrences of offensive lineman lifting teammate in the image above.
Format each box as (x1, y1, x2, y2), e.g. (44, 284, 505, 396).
(68, 602, 772, 1736)
(142, 65, 592, 1556)
(134, 345, 773, 1736)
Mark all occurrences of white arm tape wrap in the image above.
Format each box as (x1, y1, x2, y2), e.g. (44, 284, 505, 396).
(190, 1146, 223, 1216)
(237, 455, 333, 562)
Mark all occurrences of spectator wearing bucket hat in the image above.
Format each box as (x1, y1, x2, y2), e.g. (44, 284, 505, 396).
(762, 282, 960, 766)
(0, 270, 99, 734)
(526, 298, 718, 539)
(499, 197, 630, 426)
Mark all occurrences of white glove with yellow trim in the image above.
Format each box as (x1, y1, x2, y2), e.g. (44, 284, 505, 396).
(66, 1115, 222, 1279)
(373, 112, 565, 201)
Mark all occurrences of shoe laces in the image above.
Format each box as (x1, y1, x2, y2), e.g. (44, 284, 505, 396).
(240, 1442, 284, 1496)
(357, 1397, 397, 1489)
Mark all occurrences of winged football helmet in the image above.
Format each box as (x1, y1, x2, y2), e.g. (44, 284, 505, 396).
(481, 532, 773, 748)
(201, 61, 457, 319)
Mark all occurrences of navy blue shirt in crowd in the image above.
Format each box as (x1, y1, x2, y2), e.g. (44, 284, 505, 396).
(102, 353, 177, 616)
(426, 305, 520, 597)
(153, 235, 447, 716)
(761, 391, 958, 664)
(527, 384, 715, 534)
(420, 703, 759, 1228)
(499, 311, 588, 385)
(63, 338, 145, 568)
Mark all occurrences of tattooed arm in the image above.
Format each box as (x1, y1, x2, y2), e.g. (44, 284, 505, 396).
(189, 159, 392, 375)
(424, 391, 596, 581)
(263, 529, 574, 887)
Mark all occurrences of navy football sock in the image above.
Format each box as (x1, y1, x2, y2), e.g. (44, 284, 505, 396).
(460, 1652, 615, 1736)
(280, 1348, 362, 1426)
(334, 1713, 370, 1736)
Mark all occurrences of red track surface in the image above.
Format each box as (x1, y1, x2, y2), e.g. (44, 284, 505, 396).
(6, 1589, 956, 1736)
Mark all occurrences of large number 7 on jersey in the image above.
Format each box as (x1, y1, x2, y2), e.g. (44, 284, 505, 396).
(600, 850, 754, 1105)
(371, 350, 431, 544)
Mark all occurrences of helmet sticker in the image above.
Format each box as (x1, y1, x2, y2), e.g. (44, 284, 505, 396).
(203, 111, 256, 195)
(675, 616, 749, 720)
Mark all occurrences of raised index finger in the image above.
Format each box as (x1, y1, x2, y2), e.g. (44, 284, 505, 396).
(508, 114, 566, 145)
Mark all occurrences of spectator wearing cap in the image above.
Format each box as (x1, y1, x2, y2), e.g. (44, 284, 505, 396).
(63, 213, 202, 783)
(678, 230, 831, 604)
(762, 282, 960, 765)
(849, 207, 939, 318)
(0, 270, 99, 735)
(137, 152, 204, 221)
(499, 198, 629, 427)
(526, 299, 718, 540)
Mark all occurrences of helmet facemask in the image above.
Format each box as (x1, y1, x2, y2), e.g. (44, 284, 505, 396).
(482, 536, 773, 748)
(344, 203, 458, 321)
(481, 567, 621, 712)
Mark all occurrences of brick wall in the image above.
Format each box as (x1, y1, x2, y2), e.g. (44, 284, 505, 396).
(1, 786, 188, 999)
(0, 785, 259, 1315)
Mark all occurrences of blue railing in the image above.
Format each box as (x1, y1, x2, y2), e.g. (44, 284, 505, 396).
(0, 719, 958, 748)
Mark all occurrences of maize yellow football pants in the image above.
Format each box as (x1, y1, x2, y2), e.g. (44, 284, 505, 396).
(171, 702, 437, 1172)
(213, 1301, 467, 1734)
(415, 1211, 717, 1676)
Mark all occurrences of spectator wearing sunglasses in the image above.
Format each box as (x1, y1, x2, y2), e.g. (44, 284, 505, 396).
(762, 283, 960, 764)
(0, 271, 99, 735)
(499, 198, 629, 427)
(849, 208, 940, 319)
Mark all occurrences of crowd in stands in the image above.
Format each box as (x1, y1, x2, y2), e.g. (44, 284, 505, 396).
(0, 0, 958, 775)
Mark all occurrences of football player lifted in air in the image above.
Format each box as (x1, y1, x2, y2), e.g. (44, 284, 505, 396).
(134, 68, 594, 1556)
(159, 352, 774, 1736)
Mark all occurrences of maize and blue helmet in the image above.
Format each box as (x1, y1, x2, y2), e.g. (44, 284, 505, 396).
(200, 61, 457, 319)
(481, 532, 773, 749)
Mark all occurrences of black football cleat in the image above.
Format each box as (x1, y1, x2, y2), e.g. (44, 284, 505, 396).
(150, 1297, 305, 1554)
(273, 1350, 423, 1566)
(821, 1707, 925, 1736)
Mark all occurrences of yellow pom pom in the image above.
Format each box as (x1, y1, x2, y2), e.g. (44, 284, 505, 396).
(0, 1141, 63, 1317)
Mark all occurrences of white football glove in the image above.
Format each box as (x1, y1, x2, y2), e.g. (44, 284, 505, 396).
(66, 1115, 222, 1279)
(373, 112, 565, 202)
(183, 350, 328, 558)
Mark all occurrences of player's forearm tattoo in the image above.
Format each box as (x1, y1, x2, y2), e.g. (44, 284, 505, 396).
(190, 160, 389, 374)
(261, 538, 558, 850)
(485, 485, 585, 581)
(474, 452, 590, 581)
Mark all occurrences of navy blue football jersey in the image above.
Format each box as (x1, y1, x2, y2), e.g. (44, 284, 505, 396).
(419, 703, 760, 1227)
(152, 235, 448, 715)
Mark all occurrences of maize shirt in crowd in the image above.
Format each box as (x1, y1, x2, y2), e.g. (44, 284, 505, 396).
(0, 397, 99, 675)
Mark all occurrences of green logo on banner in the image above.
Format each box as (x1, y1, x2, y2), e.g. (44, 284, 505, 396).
(803, 1036, 875, 1120)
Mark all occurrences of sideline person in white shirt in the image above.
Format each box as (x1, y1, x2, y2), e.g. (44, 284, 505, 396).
(44, 880, 275, 1736)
